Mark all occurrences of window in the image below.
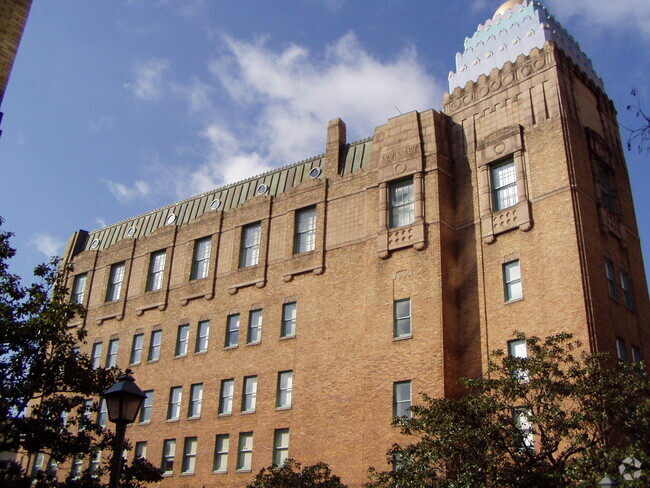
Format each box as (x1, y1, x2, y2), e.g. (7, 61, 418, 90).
(242, 376, 257, 413)
(190, 237, 211, 280)
(89, 450, 101, 477)
(146, 250, 166, 292)
(106, 338, 119, 368)
(167, 386, 182, 420)
(70, 454, 83, 479)
(148, 330, 162, 362)
(276, 370, 293, 409)
(225, 314, 240, 348)
(105, 262, 125, 302)
(175, 324, 190, 357)
(598, 162, 616, 214)
(181, 437, 197, 474)
(294, 206, 316, 253)
(389, 178, 414, 228)
(508, 339, 528, 381)
(605, 259, 618, 299)
(393, 381, 412, 418)
(71, 273, 87, 304)
(620, 271, 634, 309)
(46, 457, 58, 476)
(616, 337, 627, 362)
(491, 160, 518, 211)
(237, 432, 254, 471)
(134, 442, 147, 459)
(273, 429, 290, 467)
(81, 399, 93, 430)
(31, 453, 44, 477)
(240, 222, 261, 268)
(195, 320, 210, 353)
(213, 434, 229, 473)
(513, 408, 534, 450)
(130, 333, 144, 365)
(281, 302, 297, 338)
(97, 399, 108, 427)
(247, 309, 262, 344)
(219, 379, 234, 415)
(188, 383, 203, 418)
(91, 342, 103, 369)
(161, 439, 175, 474)
(503, 260, 523, 301)
(631, 346, 643, 363)
(393, 299, 411, 338)
(140, 390, 153, 423)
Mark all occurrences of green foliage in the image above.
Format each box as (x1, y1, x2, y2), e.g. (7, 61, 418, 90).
(367, 332, 650, 488)
(247, 459, 348, 488)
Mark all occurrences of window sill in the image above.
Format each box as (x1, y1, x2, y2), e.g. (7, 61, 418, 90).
(504, 297, 524, 305)
(236, 469, 252, 473)
(213, 470, 227, 475)
(246, 341, 261, 347)
(138, 421, 150, 426)
(174, 354, 188, 359)
(180, 472, 195, 477)
(224, 345, 239, 350)
(393, 335, 412, 342)
(166, 419, 180, 423)
(187, 416, 201, 421)
(147, 359, 160, 364)
(194, 350, 208, 356)
(275, 406, 292, 411)
(241, 410, 256, 415)
(279, 335, 296, 341)
(218, 413, 232, 417)
(162, 473, 173, 478)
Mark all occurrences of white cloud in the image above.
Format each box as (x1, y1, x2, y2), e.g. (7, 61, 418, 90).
(89, 115, 114, 130)
(105, 179, 151, 203)
(31, 233, 65, 258)
(95, 217, 108, 229)
(124, 59, 170, 101)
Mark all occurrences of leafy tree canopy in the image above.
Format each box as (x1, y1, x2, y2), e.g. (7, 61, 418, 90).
(248, 459, 348, 488)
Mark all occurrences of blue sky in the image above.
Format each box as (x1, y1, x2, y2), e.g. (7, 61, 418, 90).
(1, 0, 649, 281)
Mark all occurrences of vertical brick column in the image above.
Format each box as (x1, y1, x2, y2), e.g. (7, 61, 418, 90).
(325, 118, 346, 180)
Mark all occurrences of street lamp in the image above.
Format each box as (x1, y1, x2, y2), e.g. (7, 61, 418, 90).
(598, 476, 618, 487)
(103, 374, 146, 488)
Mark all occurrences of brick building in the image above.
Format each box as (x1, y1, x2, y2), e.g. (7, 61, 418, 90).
(50, 1, 650, 486)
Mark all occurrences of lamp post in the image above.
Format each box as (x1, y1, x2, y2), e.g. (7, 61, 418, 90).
(103, 374, 146, 488)
(598, 476, 617, 487)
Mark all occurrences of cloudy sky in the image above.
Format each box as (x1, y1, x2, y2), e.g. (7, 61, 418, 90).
(2, 0, 650, 281)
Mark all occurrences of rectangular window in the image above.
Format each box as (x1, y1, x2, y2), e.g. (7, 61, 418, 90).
(188, 383, 203, 418)
(175, 324, 190, 357)
(70, 454, 83, 478)
(71, 273, 87, 304)
(219, 379, 235, 415)
(513, 408, 534, 450)
(134, 441, 147, 459)
(393, 298, 411, 338)
(620, 271, 634, 309)
(167, 386, 182, 421)
(31, 453, 44, 476)
(503, 260, 523, 301)
(240, 222, 262, 268)
(213, 434, 229, 473)
(130, 333, 144, 365)
(195, 320, 210, 353)
(91, 342, 103, 369)
(148, 330, 162, 362)
(294, 206, 316, 253)
(631, 346, 643, 363)
(105, 262, 125, 302)
(242, 376, 258, 413)
(237, 432, 254, 471)
(393, 380, 412, 418)
(97, 398, 108, 427)
(139, 390, 153, 423)
(598, 163, 616, 214)
(247, 309, 262, 344)
(508, 339, 528, 382)
(276, 370, 293, 409)
(190, 237, 211, 280)
(225, 314, 240, 348)
(181, 437, 197, 474)
(616, 337, 627, 362)
(389, 178, 414, 228)
(281, 302, 297, 338)
(146, 250, 166, 292)
(81, 399, 93, 430)
(491, 160, 518, 211)
(273, 429, 290, 467)
(46, 457, 58, 476)
(89, 450, 101, 477)
(161, 439, 175, 474)
(605, 259, 618, 299)
(105, 338, 119, 368)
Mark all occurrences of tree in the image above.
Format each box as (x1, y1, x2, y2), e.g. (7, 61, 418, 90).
(0, 218, 161, 486)
(367, 333, 650, 488)
(247, 459, 348, 488)
(624, 88, 650, 154)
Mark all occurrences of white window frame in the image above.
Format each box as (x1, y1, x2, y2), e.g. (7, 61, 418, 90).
(105, 262, 125, 302)
(167, 386, 182, 421)
(272, 429, 290, 467)
(97, 398, 108, 427)
(175, 324, 190, 357)
(605, 259, 618, 299)
(130, 333, 144, 365)
(181, 437, 197, 474)
(91, 342, 103, 369)
(620, 271, 634, 309)
(146, 250, 166, 292)
(190, 237, 211, 280)
(134, 441, 147, 459)
(631, 345, 643, 363)
(148, 330, 162, 362)
(236, 432, 254, 471)
(247, 309, 263, 344)
(188, 383, 203, 418)
(491, 159, 518, 211)
(393, 298, 411, 338)
(276, 370, 293, 409)
(195, 320, 210, 353)
(389, 178, 415, 228)
(508, 339, 529, 382)
(105, 338, 119, 368)
(393, 380, 412, 418)
(71, 273, 87, 304)
(240, 222, 262, 268)
(503, 260, 523, 301)
(281, 302, 297, 338)
(242, 376, 258, 413)
(89, 450, 101, 477)
(294, 206, 316, 254)
(213, 434, 229, 473)
(139, 390, 153, 424)
(513, 407, 534, 450)
(225, 314, 240, 348)
(161, 439, 175, 474)
(218, 379, 234, 415)
(616, 337, 627, 362)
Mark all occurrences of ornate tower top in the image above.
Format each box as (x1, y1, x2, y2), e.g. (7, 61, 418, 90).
(448, 0, 604, 93)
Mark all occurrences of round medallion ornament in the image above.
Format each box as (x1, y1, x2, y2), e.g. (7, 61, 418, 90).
(210, 199, 221, 211)
(127, 226, 136, 238)
(256, 184, 269, 196)
(166, 214, 176, 225)
(394, 163, 406, 175)
(90, 239, 100, 250)
(309, 167, 322, 179)
(494, 142, 506, 155)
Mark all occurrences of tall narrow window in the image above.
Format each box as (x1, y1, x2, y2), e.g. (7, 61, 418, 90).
(130, 333, 144, 365)
(389, 178, 414, 228)
(616, 337, 627, 362)
(393, 381, 412, 418)
(393, 298, 411, 338)
(237, 432, 254, 471)
(294, 206, 316, 253)
(508, 339, 528, 382)
(491, 160, 518, 211)
(247, 309, 262, 344)
(105, 262, 125, 302)
(276, 370, 293, 409)
(46, 458, 58, 476)
(175, 324, 190, 357)
(605, 259, 618, 299)
(167, 386, 182, 421)
(188, 383, 203, 418)
(631, 346, 643, 363)
(242, 376, 258, 413)
(148, 330, 162, 362)
(97, 399, 108, 427)
(71, 273, 87, 304)
(81, 399, 93, 430)
(513, 408, 534, 450)
(135, 442, 147, 459)
(273, 429, 290, 467)
(91, 342, 103, 369)
(225, 314, 240, 348)
(190, 237, 211, 280)
(105, 338, 119, 368)
(70, 454, 83, 478)
(281, 302, 297, 338)
(31, 453, 44, 476)
(89, 450, 101, 477)
(146, 250, 166, 292)
(503, 260, 523, 301)
(218, 379, 235, 415)
(139, 390, 153, 423)
(598, 162, 616, 214)
(161, 439, 175, 475)
(213, 434, 229, 473)
(181, 437, 197, 474)
(620, 271, 634, 309)
(195, 320, 210, 353)
(240, 222, 262, 268)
